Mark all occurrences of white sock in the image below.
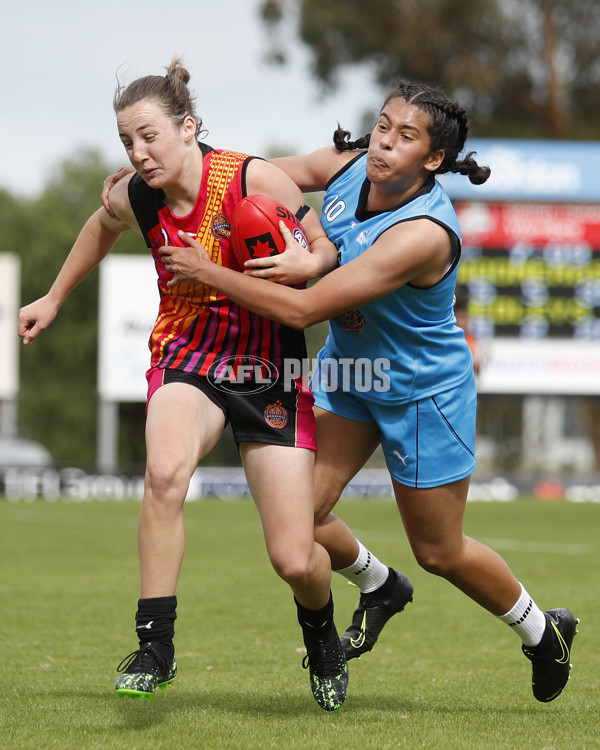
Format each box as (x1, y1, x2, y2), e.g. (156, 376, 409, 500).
(334, 540, 390, 593)
(496, 583, 547, 647)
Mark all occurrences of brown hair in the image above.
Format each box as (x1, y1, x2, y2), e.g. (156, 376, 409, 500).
(113, 57, 203, 136)
(333, 80, 490, 185)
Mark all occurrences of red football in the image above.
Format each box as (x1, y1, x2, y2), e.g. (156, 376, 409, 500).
(230, 194, 309, 268)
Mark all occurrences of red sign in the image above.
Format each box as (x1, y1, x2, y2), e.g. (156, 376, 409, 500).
(456, 202, 600, 249)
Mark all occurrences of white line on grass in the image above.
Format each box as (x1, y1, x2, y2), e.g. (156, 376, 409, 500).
(340, 529, 596, 556)
(479, 537, 596, 555)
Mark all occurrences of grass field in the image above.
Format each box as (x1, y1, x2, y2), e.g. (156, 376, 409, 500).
(1, 497, 598, 749)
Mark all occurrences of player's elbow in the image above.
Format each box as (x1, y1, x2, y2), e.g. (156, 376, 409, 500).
(284, 310, 311, 330)
(282, 300, 323, 330)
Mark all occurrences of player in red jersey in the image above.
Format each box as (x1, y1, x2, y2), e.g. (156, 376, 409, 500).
(17, 58, 348, 711)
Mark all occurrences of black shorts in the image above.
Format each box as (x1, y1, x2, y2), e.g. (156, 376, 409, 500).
(146, 366, 316, 449)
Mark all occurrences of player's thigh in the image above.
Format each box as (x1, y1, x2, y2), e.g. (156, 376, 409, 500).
(313, 406, 381, 517)
(145, 382, 226, 474)
(241, 442, 316, 551)
(393, 477, 470, 559)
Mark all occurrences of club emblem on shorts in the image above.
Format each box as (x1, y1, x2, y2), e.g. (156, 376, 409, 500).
(264, 401, 288, 429)
(211, 212, 231, 238)
(333, 309, 367, 333)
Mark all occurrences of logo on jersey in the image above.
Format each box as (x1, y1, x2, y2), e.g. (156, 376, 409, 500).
(333, 309, 367, 333)
(356, 229, 370, 246)
(264, 401, 288, 429)
(211, 212, 231, 238)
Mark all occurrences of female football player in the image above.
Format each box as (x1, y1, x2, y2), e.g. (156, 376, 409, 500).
(18, 58, 350, 711)
(154, 80, 578, 703)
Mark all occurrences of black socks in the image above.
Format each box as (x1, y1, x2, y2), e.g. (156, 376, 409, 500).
(136, 595, 177, 659)
(295, 592, 335, 640)
(377, 567, 397, 598)
(527, 615, 553, 654)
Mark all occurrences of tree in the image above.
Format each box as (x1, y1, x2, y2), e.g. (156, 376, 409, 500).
(260, 0, 600, 139)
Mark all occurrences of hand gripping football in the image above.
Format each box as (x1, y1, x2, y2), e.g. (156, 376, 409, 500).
(230, 194, 309, 267)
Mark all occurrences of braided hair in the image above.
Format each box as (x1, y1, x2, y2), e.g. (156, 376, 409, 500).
(333, 81, 490, 186)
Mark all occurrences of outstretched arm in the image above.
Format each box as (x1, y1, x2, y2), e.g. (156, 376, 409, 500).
(271, 147, 354, 193)
(160, 218, 452, 329)
(19, 179, 136, 344)
(100, 147, 348, 217)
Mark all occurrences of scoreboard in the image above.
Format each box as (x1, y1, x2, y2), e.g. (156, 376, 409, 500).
(456, 202, 600, 341)
(438, 138, 600, 394)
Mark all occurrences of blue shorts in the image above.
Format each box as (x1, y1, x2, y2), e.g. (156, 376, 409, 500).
(312, 376, 477, 489)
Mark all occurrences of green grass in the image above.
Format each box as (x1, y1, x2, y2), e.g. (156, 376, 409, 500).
(1, 498, 598, 749)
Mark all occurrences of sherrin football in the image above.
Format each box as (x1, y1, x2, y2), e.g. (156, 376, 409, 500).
(230, 194, 309, 268)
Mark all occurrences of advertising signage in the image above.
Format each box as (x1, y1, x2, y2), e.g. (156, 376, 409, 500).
(440, 138, 600, 203)
(442, 139, 600, 394)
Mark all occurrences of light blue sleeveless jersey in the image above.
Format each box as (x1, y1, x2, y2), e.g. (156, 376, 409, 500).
(314, 153, 473, 405)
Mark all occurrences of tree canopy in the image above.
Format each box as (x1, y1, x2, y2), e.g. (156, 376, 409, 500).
(260, 0, 600, 139)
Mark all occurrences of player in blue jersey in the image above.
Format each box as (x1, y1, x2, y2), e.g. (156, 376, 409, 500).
(103, 80, 577, 703)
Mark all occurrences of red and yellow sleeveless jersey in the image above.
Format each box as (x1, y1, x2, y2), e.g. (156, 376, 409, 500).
(128, 143, 306, 376)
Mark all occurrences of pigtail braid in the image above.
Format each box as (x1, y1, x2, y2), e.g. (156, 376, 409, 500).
(333, 125, 371, 152)
(408, 88, 491, 185)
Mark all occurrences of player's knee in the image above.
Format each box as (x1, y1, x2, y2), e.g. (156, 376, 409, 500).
(314, 489, 343, 525)
(413, 544, 455, 577)
(314, 504, 330, 525)
(270, 550, 312, 586)
(145, 455, 188, 499)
